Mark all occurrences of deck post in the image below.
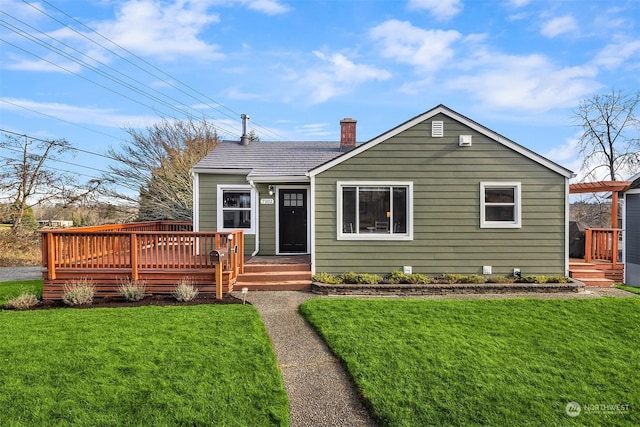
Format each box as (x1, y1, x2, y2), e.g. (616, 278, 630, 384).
(215, 262, 223, 300)
(130, 233, 139, 280)
(611, 229, 619, 268)
(584, 229, 592, 263)
(46, 232, 56, 280)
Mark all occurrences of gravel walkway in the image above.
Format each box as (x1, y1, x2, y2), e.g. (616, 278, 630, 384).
(243, 291, 375, 427)
(0, 266, 42, 282)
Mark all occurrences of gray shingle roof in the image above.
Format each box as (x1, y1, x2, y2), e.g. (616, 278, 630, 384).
(193, 140, 345, 179)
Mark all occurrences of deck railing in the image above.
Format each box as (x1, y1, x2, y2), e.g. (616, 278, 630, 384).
(40, 223, 244, 297)
(584, 228, 622, 267)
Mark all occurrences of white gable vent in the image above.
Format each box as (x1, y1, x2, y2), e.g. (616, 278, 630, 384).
(459, 135, 472, 147)
(432, 121, 444, 137)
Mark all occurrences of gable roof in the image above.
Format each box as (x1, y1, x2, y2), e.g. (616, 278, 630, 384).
(193, 104, 575, 181)
(192, 140, 344, 182)
(308, 104, 575, 179)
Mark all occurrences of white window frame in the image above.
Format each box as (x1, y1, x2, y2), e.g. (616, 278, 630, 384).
(337, 181, 413, 241)
(217, 184, 256, 234)
(480, 182, 522, 228)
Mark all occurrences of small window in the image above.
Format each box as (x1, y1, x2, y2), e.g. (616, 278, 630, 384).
(217, 185, 256, 233)
(338, 181, 413, 240)
(480, 182, 521, 228)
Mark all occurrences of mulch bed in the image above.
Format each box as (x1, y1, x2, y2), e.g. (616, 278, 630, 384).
(3, 294, 245, 311)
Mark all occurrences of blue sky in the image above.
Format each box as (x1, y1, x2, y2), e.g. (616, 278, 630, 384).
(1, 0, 639, 191)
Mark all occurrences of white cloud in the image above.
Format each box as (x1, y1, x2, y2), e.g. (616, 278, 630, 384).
(446, 50, 600, 113)
(544, 137, 583, 179)
(541, 15, 578, 38)
(407, 0, 462, 20)
(507, 0, 532, 8)
(4, 52, 84, 73)
(370, 20, 462, 73)
(300, 51, 391, 104)
(41, 0, 223, 62)
(0, 97, 158, 128)
(235, 0, 290, 15)
(593, 39, 640, 69)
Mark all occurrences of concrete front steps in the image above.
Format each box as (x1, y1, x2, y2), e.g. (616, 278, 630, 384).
(569, 261, 615, 287)
(235, 261, 312, 291)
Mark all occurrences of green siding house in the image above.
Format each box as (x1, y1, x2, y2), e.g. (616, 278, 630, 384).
(193, 105, 574, 277)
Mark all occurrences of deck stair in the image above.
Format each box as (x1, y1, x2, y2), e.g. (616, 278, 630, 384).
(236, 257, 312, 291)
(569, 261, 615, 287)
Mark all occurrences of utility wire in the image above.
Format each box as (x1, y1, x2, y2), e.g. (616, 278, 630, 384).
(0, 98, 124, 141)
(30, 0, 289, 141)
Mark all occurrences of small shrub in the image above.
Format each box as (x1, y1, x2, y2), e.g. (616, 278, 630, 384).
(339, 272, 382, 285)
(388, 271, 431, 284)
(485, 275, 516, 284)
(312, 272, 342, 284)
(436, 274, 487, 284)
(5, 292, 40, 310)
(118, 278, 147, 301)
(62, 278, 95, 306)
(173, 278, 199, 302)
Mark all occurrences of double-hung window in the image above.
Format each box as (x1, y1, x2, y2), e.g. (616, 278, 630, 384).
(217, 185, 256, 234)
(480, 182, 521, 228)
(337, 181, 413, 240)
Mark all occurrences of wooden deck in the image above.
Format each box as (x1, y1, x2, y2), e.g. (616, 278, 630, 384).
(40, 222, 244, 299)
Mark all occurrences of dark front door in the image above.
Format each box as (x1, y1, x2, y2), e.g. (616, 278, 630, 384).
(279, 189, 307, 253)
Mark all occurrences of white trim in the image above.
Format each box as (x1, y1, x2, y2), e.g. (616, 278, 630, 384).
(480, 182, 522, 229)
(310, 175, 316, 274)
(246, 175, 310, 183)
(192, 168, 251, 175)
(216, 184, 256, 234)
(192, 172, 200, 232)
(623, 192, 627, 285)
(275, 185, 311, 255)
(309, 105, 574, 178)
(249, 180, 260, 256)
(336, 180, 414, 241)
(565, 178, 570, 276)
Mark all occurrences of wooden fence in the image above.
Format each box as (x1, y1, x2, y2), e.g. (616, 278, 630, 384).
(40, 222, 244, 300)
(584, 228, 622, 267)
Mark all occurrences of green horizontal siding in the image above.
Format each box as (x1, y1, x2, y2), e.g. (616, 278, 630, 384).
(313, 114, 567, 276)
(197, 173, 255, 256)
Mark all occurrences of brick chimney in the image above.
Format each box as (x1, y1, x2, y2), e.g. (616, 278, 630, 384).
(340, 118, 357, 151)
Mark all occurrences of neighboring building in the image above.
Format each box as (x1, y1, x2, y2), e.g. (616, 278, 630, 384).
(623, 172, 640, 286)
(193, 105, 574, 277)
(38, 219, 74, 228)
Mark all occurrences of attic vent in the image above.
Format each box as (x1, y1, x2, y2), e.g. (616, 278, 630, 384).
(432, 121, 444, 137)
(459, 135, 473, 147)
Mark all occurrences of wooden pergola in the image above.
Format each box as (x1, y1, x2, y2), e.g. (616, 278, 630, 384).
(569, 180, 632, 269)
(569, 180, 632, 228)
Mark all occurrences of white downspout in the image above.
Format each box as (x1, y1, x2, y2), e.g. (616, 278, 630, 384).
(249, 180, 260, 256)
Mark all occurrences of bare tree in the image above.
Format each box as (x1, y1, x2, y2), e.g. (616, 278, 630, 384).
(0, 133, 98, 233)
(104, 117, 219, 221)
(574, 89, 640, 181)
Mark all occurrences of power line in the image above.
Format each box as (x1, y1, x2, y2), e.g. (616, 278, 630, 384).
(0, 128, 118, 162)
(0, 98, 124, 141)
(29, 0, 290, 141)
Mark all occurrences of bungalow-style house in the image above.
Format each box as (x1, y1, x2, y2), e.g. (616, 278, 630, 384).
(623, 172, 640, 286)
(192, 105, 574, 277)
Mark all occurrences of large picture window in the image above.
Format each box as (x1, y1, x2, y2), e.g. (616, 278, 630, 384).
(338, 181, 413, 240)
(217, 185, 256, 233)
(480, 182, 521, 228)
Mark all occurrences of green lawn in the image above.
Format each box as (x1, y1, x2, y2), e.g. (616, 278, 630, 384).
(0, 279, 43, 305)
(615, 284, 640, 295)
(0, 305, 289, 426)
(300, 298, 640, 426)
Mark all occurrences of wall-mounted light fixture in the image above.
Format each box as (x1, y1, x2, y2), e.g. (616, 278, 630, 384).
(268, 185, 275, 196)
